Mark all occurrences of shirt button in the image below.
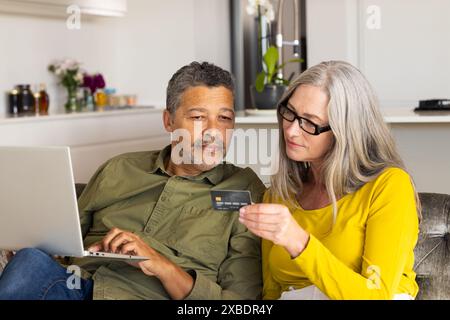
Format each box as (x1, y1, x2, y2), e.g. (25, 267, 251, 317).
(161, 196, 167, 201)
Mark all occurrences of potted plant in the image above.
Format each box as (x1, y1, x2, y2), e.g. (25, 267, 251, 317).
(250, 46, 302, 109)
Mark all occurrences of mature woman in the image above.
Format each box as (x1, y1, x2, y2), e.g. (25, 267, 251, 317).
(239, 61, 420, 300)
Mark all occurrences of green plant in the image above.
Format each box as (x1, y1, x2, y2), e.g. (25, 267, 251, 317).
(255, 46, 303, 92)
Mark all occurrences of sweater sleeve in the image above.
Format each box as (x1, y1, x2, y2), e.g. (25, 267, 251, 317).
(262, 238, 282, 299)
(261, 191, 282, 300)
(291, 169, 419, 299)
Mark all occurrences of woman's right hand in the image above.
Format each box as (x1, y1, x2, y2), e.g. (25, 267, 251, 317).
(239, 203, 310, 258)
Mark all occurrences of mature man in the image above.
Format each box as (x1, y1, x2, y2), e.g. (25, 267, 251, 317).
(0, 62, 266, 300)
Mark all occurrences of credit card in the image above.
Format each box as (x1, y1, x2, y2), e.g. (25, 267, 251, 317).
(210, 190, 252, 211)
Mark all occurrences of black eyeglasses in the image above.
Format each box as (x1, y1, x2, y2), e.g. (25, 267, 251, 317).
(278, 102, 331, 136)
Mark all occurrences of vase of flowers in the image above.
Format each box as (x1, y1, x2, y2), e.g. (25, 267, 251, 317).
(48, 59, 84, 112)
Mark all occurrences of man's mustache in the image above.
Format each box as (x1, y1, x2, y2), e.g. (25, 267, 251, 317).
(193, 137, 224, 149)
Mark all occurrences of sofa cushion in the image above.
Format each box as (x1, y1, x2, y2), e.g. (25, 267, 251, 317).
(414, 193, 450, 300)
(0, 250, 9, 276)
(75, 183, 87, 199)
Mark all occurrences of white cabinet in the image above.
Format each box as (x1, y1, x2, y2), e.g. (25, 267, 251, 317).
(0, 108, 168, 183)
(306, 0, 450, 108)
(0, 0, 127, 17)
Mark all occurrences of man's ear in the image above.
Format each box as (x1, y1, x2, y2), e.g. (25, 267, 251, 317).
(163, 110, 174, 132)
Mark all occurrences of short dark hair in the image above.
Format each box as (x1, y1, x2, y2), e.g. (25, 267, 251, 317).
(166, 61, 235, 115)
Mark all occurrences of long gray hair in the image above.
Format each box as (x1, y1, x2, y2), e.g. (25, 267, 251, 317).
(270, 61, 421, 224)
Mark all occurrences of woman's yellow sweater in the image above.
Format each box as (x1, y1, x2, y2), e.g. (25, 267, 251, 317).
(262, 167, 420, 300)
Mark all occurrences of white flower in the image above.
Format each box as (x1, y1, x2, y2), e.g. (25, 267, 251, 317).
(246, 0, 275, 21)
(75, 71, 84, 83)
(55, 68, 62, 76)
(59, 61, 68, 72)
(265, 4, 275, 21)
(246, 0, 257, 15)
(68, 60, 80, 71)
(59, 58, 80, 72)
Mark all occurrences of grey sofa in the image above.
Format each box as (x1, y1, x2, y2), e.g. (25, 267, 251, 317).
(414, 193, 449, 300)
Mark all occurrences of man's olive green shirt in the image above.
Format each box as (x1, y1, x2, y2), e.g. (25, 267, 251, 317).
(73, 145, 266, 300)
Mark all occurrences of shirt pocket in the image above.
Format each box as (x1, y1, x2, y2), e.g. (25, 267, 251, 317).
(167, 205, 232, 265)
(93, 199, 157, 234)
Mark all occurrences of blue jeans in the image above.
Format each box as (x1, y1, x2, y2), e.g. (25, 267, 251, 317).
(0, 248, 93, 300)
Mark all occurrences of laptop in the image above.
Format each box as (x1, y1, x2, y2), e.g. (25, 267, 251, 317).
(0, 146, 148, 261)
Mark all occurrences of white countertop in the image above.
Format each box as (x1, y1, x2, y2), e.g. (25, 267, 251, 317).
(0, 106, 163, 125)
(235, 108, 450, 124)
(2, 106, 450, 126)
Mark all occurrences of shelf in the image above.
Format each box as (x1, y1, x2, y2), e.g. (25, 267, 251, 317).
(235, 108, 450, 124)
(0, 106, 161, 125)
(0, 0, 127, 18)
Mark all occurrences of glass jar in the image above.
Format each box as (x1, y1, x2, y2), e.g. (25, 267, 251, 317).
(8, 89, 20, 116)
(16, 84, 35, 115)
(95, 89, 107, 109)
(125, 94, 137, 107)
(38, 83, 50, 115)
(33, 91, 40, 115)
(104, 88, 116, 107)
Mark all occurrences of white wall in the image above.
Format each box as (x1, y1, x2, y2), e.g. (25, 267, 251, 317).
(193, 0, 231, 69)
(306, 0, 450, 108)
(359, 0, 450, 108)
(0, 0, 231, 114)
(306, 0, 359, 67)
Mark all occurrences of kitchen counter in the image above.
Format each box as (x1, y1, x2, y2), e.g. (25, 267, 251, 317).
(4, 106, 449, 125)
(0, 106, 168, 182)
(235, 108, 450, 124)
(0, 106, 161, 125)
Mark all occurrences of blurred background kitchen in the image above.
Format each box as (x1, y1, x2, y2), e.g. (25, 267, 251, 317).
(0, 0, 449, 193)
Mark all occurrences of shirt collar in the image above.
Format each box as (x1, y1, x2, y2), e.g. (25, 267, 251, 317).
(149, 144, 224, 186)
(149, 144, 171, 175)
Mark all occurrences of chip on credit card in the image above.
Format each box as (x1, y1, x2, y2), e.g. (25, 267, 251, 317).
(210, 190, 252, 211)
